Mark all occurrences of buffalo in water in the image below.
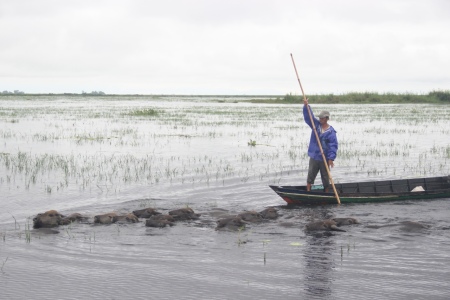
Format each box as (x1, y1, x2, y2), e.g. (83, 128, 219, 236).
(259, 207, 279, 220)
(215, 207, 280, 231)
(145, 208, 202, 227)
(30, 207, 317, 233)
(236, 208, 280, 223)
(33, 210, 87, 229)
(237, 211, 263, 223)
(366, 220, 430, 232)
(169, 208, 200, 221)
(145, 215, 175, 228)
(305, 219, 346, 232)
(215, 217, 247, 231)
(33, 210, 64, 229)
(60, 213, 87, 225)
(398, 220, 430, 231)
(305, 217, 360, 232)
(132, 208, 161, 218)
(332, 217, 359, 226)
(94, 212, 118, 224)
(112, 213, 139, 224)
(94, 212, 140, 224)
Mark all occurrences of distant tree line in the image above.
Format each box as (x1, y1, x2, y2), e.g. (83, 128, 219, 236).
(2, 90, 24, 94)
(1, 90, 107, 96)
(82, 91, 106, 95)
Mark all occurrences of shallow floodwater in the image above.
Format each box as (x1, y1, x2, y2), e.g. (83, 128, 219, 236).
(0, 96, 449, 299)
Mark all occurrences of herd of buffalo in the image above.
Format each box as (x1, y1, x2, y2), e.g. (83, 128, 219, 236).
(32, 206, 361, 233)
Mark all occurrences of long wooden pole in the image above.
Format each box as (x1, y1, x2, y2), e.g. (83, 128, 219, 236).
(290, 53, 341, 204)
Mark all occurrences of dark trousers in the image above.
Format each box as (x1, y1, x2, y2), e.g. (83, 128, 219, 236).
(307, 158, 330, 190)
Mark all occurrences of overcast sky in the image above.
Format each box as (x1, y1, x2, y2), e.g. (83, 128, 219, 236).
(1, 0, 449, 95)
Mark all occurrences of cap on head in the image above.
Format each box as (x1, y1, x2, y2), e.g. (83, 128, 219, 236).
(318, 111, 330, 119)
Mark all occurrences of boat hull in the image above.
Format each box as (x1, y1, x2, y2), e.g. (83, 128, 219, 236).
(269, 176, 450, 205)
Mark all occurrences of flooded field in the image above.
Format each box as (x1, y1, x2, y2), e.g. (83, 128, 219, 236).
(1, 96, 449, 299)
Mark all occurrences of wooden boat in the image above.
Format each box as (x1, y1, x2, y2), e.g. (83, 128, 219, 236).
(269, 175, 450, 205)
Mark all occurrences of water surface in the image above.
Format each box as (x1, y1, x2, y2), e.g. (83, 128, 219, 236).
(1, 96, 449, 299)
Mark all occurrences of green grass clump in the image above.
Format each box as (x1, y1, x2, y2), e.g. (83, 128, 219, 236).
(128, 109, 159, 117)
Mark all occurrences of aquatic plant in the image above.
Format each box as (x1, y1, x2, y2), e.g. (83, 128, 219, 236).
(237, 226, 247, 246)
(9, 214, 19, 230)
(1, 257, 8, 273)
(24, 219, 31, 243)
(64, 222, 75, 239)
(127, 108, 160, 117)
(290, 242, 302, 246)
(0, 97, 448, 197)
(262, 239, 271, 265)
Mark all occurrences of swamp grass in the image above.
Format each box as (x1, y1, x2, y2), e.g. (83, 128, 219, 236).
(269, 90, 450, 104)
(126, 108, 160, 117)
(0, 96, 449, 201)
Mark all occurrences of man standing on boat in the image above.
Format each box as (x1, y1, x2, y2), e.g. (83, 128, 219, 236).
(303, 98, 338, 192)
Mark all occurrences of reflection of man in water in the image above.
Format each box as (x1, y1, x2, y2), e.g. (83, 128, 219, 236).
(303, 98, 338, 192)
(303, 236, 335, 298)
(301, 209, 335, 298)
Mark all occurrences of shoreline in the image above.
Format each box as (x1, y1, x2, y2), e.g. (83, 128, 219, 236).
(0, 91, 449, 104)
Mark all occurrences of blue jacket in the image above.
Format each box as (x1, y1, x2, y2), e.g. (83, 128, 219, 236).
(303, 105, 338, 161)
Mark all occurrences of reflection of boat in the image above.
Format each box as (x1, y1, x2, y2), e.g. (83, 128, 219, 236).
(270, 175, 450, 205)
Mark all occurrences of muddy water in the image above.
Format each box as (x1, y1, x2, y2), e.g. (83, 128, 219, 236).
(1, 182, 449, 300)
(1, 97, 449, 299)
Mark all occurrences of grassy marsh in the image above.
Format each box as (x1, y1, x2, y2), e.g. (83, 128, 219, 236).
(273, 91, 450, 104)
(0, 96, 449, 201)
